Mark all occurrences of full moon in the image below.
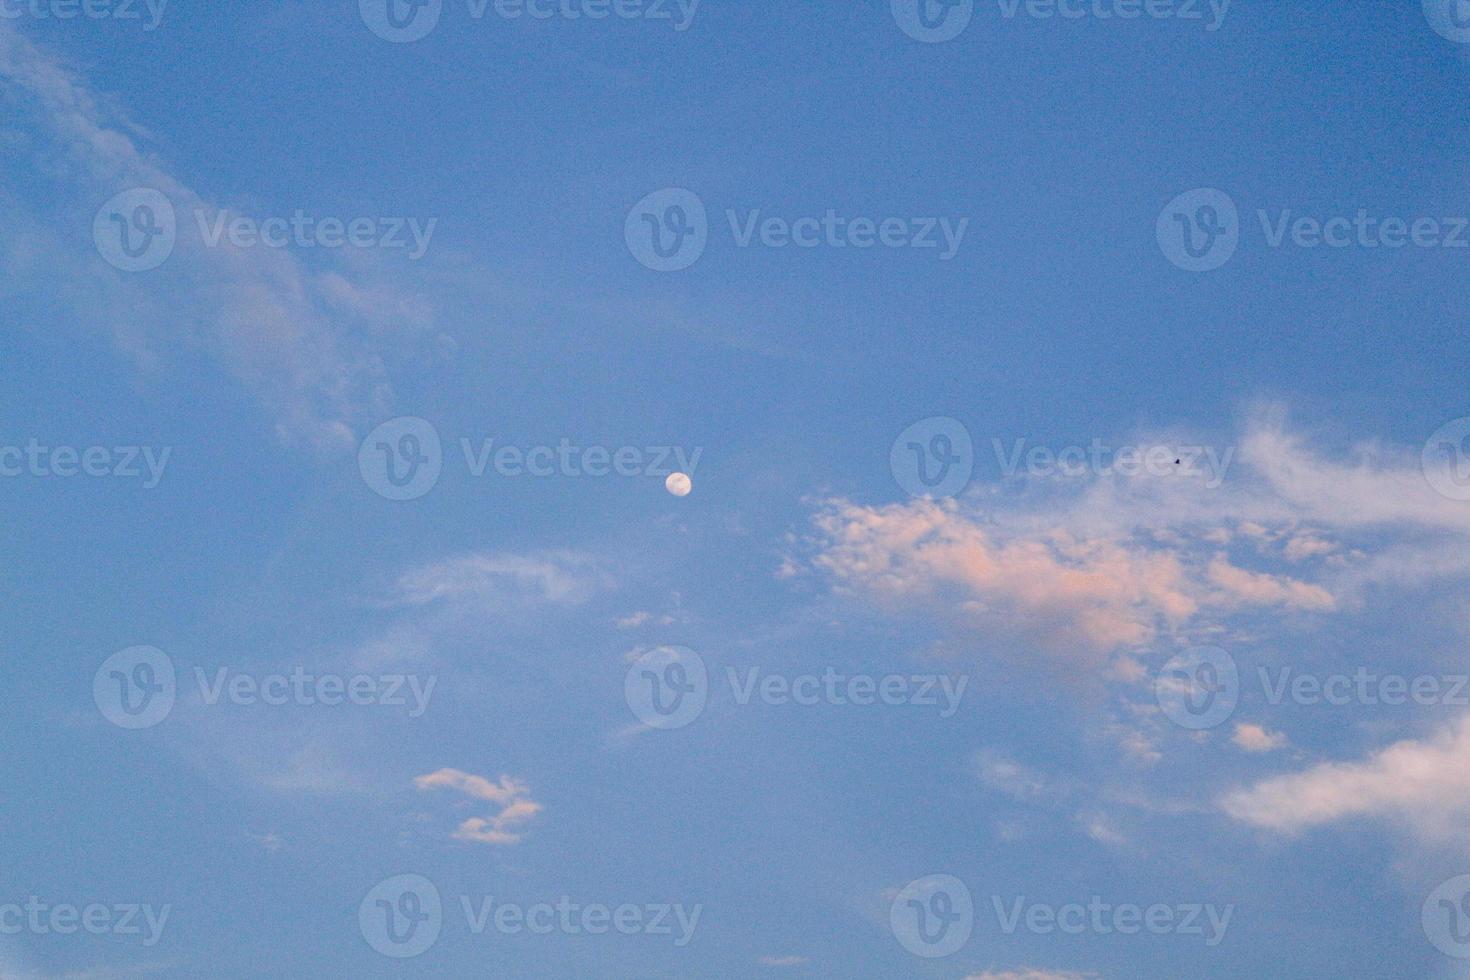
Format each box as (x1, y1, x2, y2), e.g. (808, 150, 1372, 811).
(665, 472, 693, 497)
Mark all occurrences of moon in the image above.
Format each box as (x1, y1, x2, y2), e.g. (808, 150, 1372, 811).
(665, 472, 693, 497)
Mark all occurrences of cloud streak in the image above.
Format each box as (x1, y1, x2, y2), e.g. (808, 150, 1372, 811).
(0, 22, 431, 448)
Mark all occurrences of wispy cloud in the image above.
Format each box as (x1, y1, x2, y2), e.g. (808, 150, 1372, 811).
(0, 22, 432, 448)
(392, 551, 612, 608)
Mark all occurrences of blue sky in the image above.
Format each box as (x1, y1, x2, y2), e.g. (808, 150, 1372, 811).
(5, 1, 1470, 977)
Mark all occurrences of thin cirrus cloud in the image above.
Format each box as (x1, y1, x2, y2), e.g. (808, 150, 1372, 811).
(414, 768, 543, 846)
(0, 21, 431, 449)
(390, 551, 613, 609)
(963, 970, 1100, 980)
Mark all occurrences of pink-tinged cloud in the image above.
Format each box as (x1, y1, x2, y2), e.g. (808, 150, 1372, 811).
(808, 497, 1334, 661)
(811, 499, 1191, 657)
(1205, 557, 1335, 611)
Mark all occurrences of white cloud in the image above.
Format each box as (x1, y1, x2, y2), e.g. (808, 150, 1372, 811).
(1231, 722, 1287, 753)
(415, 768, 542, 846)
(1221, 715, 1470, 844)
(757, 955, 809, 966)
(964, 970, 1099, 980)
(1283, 532, 1337, 562)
